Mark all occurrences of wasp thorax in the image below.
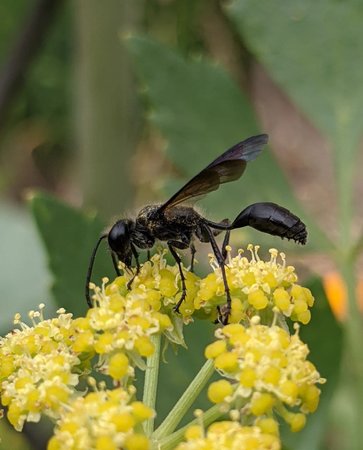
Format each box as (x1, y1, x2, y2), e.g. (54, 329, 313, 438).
(108, 220, 134, 252)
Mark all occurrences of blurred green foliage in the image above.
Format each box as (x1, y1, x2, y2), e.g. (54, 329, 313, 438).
(0, 0, 71, 131)
(0, 0, 72, 210)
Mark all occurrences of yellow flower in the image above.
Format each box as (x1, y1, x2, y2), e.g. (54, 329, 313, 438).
(208, 380, 233, 403)
(81, 260, 180, 377)
(84, 253, 200, 372)
(50, 386, 153, 450)
(176, 421, 281, 450)
(196, 245, 314, 325)
(110, 251, 200, 320)
(108, 353, 130, 380)
(205, 318, 325, 428)
(0, 306, 81, 431)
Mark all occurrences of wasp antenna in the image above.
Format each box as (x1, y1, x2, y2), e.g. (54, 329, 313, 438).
(85, 234, 108, 307)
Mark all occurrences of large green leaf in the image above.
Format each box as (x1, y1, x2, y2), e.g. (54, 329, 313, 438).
(281, 277, 343, 450)
(28, 192, 113, 317)
(126, 35, 332, 251)
(227, 0, 363, 149)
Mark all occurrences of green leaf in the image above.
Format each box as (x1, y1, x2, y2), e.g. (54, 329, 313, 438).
(281, 277, 343, 450)
(28, 192, 112, 317)
(126, 35, 332, 251)
(227, 0, 363, 147)
(0, 201, 49, 333)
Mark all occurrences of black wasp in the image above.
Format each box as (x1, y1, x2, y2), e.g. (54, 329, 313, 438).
(86, 134, 307, 324)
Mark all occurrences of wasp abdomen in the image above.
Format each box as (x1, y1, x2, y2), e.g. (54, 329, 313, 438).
(231, 202, 307, 245)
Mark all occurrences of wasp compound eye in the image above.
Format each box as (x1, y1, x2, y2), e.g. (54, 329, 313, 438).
(108, 220, 131, 252)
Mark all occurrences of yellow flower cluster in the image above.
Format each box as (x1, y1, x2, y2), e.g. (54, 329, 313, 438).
(73, 261, 182, 380)
(0, 245, 324, 449)
(176, 420, 280, 450)
(114, 251, 200, 320)
(205, 319, 325, 431)
(0, 306, 81, 431)
(196, 245, 314, 324)
(48, 383, 152, 450)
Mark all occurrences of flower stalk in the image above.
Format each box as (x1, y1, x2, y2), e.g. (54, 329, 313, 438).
(153, 359, 215, 440)
(158, 404, 222, 450)
(143, 333, 162, 436)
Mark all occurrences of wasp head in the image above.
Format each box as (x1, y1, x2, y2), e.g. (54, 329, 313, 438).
(108, 219, 135, 267)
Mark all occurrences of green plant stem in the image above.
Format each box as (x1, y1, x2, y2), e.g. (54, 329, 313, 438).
(158, 404, 222, 450)
(153, 359, 215, 440)
(143, 334, 161, 436)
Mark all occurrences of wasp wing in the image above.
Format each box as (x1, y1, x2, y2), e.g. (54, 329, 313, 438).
(156, 134, 268, 213)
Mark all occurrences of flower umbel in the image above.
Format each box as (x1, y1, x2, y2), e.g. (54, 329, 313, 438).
(196, 245, 314, 324)
(76, 252, 201, 380)
(0, 245, 324, 450)
(177, 420, 281, 450)
(0, 306, 81, 431)
(206, 318, 325, 431)
(48, 382, 153, 450)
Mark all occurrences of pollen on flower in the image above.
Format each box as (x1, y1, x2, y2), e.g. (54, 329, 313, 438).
(205, 320, 325, 428)
(176, 421, 281, 450)
(195, 245, 314, 325)
(50, 387, 152, 450)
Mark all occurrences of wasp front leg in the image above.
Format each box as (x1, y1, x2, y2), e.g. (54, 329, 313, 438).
(126, 243, 141, 290)
(190, 242, 196, 272)
(167, 239, 190, 313)
(111, 252, 122, 276)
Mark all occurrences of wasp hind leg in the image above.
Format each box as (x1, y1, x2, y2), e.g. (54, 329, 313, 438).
(200, 223, 232, 325)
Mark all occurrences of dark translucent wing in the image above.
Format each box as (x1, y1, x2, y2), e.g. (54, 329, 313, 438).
(157, 134, 268, 212)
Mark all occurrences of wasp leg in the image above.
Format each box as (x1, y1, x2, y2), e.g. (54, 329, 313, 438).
(199, 218, 230, 262)
(219, 219, 231, 261)
(167, 240, 189, 313)
(221, 230, 231, 261)
(190, 243, 196, 272)
(127, 243, 141, 290)
(111, 252, 121, 276)
(201, 223, 232, 325)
